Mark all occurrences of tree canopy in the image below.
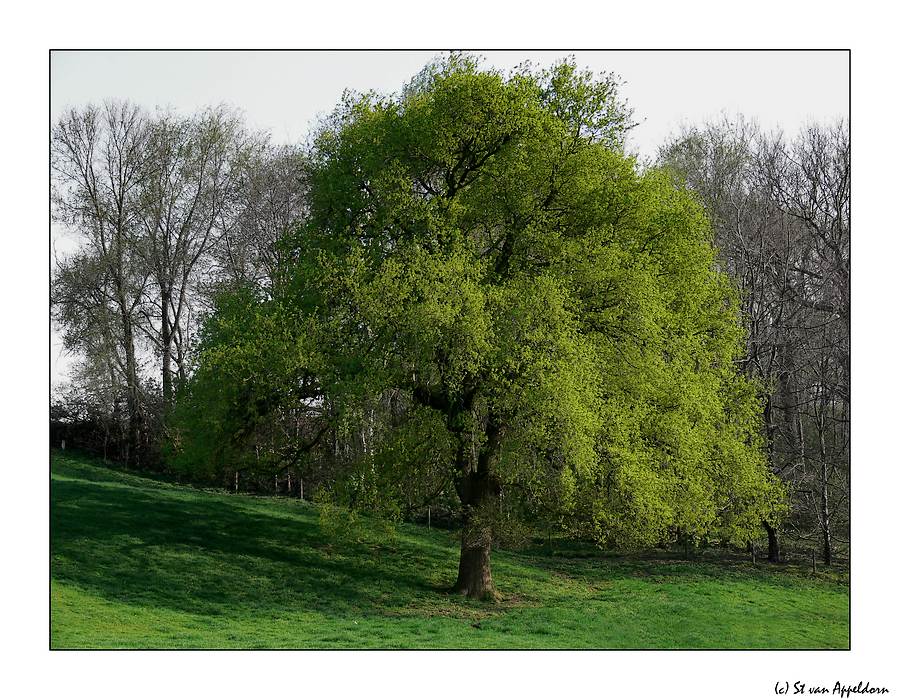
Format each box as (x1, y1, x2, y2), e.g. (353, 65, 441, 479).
(173, 56, 784, 599)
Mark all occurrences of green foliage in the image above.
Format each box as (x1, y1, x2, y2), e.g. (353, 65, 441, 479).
(165, 286, 320, 482)
(51, 454, 847, 649)
(284, 55, 782, 544)
(178, 54, 783, 547)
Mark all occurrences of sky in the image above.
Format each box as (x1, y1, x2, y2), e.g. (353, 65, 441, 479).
(50, 50, 849, 384)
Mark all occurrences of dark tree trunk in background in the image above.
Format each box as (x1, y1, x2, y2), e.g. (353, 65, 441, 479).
(818, 404, 833, 566)
(779, 343, 800, 460)
(161, 288, 173, 410)
(821, 464, 833, 566)
(122, 314, 141, 468)
(760, 396, 781, 563)
(763, 521, 780, 563)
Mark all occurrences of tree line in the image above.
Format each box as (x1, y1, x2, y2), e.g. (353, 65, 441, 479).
(51, 102, 307, 466)
(51, 58, 848, 594)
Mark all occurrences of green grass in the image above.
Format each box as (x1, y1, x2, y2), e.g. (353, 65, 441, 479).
(51, 452, 849, 649)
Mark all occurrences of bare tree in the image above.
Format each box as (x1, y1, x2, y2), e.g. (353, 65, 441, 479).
(52, 102, 311, 467)
(134, 107, 253, 409)
(212, 142, 309, 294)
(757, 122, 849, 565)
(51, 103, 152, 464)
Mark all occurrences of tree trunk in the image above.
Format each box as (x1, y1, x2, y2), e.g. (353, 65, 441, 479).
(779, 343, 801, 463)
(761, 389, 782, 564)
(453, 529, 495, 600)
(763, 521, 780, 562)
(820, 464, 833, 566)
(122, 315, 141, 468)
(161, 288, 173, 411)
(818, 409, 833, 566)
(452, 469, 497, 601)
(451, 418, 502, 601)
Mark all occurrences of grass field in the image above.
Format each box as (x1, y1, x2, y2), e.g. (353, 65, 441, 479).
(50, 452, 849, 649)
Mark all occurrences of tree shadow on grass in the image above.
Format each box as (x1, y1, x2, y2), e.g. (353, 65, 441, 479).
(51, 467, 457, 621)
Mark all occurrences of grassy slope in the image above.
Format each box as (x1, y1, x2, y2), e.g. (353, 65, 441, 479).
(50, 452, 849, 649)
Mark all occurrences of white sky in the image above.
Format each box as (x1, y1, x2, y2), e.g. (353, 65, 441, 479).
(50, 50, 849, 384)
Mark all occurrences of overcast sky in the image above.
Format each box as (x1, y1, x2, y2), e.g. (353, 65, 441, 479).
(50, 50, 849, 384)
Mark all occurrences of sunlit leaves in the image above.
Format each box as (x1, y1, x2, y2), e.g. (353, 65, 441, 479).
(183, 55, 782, 548)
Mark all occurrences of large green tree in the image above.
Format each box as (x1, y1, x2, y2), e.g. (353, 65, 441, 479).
(182, 56, 783, 599)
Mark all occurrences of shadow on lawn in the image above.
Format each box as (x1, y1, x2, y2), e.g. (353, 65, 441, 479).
(51, 465, 455, 620)
(51, 457, 846, 627)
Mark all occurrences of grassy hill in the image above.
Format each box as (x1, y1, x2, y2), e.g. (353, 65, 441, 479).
(50, 452, 849, 649)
